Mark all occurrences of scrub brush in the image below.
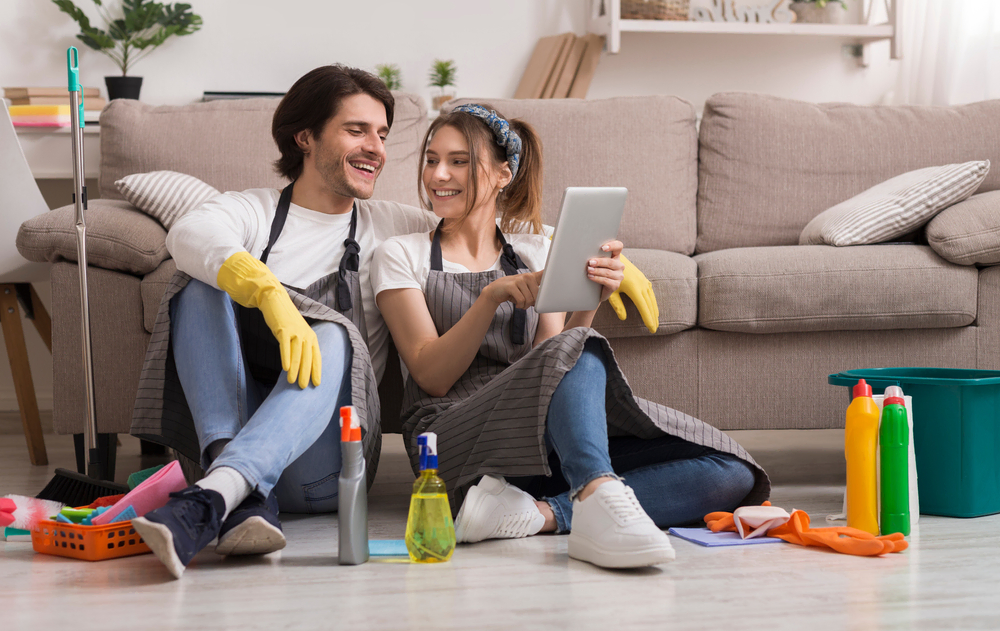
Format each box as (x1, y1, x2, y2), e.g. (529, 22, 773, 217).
(0, 495, 65, 530)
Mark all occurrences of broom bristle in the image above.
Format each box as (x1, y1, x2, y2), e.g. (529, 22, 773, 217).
(36, 469, 130, 507)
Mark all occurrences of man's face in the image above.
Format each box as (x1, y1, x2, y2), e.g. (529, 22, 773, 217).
(302, 93, 389, 200)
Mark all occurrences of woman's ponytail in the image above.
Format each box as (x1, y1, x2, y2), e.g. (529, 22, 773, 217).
(498, 119, 543, 235)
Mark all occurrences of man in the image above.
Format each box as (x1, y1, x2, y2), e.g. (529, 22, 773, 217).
(130, 64, 658, 579)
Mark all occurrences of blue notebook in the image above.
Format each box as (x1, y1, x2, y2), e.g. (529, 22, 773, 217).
(668, 527, 784, 547)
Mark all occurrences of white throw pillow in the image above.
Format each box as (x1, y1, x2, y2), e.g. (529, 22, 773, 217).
(115, 171, 220, 230)
(799, 161, 990, 247)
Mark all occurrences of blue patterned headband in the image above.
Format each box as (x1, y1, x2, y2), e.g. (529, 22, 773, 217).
(452, 104, 522, 182)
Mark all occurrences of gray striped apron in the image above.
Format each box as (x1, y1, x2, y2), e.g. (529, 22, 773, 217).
(400, 225, 770, 510)
(131, 183, 381, 488)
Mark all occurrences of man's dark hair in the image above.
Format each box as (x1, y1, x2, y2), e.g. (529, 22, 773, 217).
(272, 64, 395, 181)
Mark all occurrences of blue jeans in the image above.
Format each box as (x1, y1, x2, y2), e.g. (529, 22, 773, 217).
(170, 280, 353, 513)
(512, 338, 757, 533)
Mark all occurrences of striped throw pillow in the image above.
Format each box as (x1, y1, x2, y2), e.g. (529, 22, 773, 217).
(799, 161, 991, 247)
(115, 171, 220, 230)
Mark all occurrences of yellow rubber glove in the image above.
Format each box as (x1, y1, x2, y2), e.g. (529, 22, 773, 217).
(216, 251, 321, 389)
(607, 254, 659, 334)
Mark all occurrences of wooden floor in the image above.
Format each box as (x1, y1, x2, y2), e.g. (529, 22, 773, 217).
(2, 428, 998, 630)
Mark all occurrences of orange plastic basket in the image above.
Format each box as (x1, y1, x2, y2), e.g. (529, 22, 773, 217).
(31, 519, 151, 561)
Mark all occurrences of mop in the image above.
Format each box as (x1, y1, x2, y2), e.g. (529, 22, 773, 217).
(35, 48, 129, 506)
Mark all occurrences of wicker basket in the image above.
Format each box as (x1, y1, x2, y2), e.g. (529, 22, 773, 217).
(621, 0, 690, 20)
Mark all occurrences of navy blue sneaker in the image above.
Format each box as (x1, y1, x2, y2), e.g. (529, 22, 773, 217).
(131, 485, 225, 579)
(215, 490, 285, 556)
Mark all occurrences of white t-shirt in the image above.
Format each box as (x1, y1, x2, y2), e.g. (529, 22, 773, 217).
(166, 188, 438, 381)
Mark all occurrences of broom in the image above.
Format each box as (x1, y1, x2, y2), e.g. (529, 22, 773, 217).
(36, 48, 129, 506)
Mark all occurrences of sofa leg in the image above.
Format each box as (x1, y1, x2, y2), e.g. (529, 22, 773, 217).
(72, 432, 119, 481)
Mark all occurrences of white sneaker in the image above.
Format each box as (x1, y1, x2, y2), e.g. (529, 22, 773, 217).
(568, 480, 676, 568)
(455, 475, 545, 543)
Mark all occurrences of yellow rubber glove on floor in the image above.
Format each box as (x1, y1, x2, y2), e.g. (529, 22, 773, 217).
(217, 251, 321, 389)
(608, 254, 659, 334)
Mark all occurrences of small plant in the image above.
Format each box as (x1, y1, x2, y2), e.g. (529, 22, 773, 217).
(428, 59, 457, 89)
(52, 0, 203, 76)
(375, 63, 402, 91)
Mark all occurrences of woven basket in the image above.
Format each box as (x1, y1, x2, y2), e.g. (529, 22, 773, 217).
(621, 0, 690, 20)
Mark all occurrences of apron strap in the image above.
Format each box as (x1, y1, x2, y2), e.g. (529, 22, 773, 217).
(430, 220, 527, 345)
(336, 203, 360, 312)
(496, 229, 527, 345)
(260, 182, 293, 265)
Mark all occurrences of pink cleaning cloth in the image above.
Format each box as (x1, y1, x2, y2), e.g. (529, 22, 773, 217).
(91, 460, 187, 525)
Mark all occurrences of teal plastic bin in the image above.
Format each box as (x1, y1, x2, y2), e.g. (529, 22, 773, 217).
(829, 368, 1000, 518)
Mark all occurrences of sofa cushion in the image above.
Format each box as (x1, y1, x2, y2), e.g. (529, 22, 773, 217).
(926, 190, 1000, 266)
(447, 96, 699, 254)
(800, 161, 990, 246)
(695, 245, 977, 333)
(98, 92, 427, 208)
(116, 170, 221, 229)
(589, 249, 697, 338)
(697, 93, 1000, 253)
(140, 259, 177, 333)
(16, 200, 169, 276)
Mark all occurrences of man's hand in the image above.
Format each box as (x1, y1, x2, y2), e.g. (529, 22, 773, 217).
(217, 251, 322, 389)
(607, 254, 659, 333)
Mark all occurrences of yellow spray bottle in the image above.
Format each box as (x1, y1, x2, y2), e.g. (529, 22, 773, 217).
(845, 379, 880, 535)
(405, 432, 455, 563)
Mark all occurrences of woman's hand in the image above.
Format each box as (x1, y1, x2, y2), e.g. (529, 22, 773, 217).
(589, 240, 625, 302)
(483, 271, 543, 309)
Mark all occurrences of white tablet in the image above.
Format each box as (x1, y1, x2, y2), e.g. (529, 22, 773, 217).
(534, 187, 627, 314)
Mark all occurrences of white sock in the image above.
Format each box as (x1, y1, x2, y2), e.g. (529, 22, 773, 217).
(196, 466, 252, 521)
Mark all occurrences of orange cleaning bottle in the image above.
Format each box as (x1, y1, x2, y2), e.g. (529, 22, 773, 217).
(845, 379, 880, 535)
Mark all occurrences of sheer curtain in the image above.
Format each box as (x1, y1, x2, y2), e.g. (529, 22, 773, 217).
(894, 0, 1000, 105)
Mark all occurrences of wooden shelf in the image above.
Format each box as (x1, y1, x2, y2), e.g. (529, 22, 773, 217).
(619, 20, 893, 40)
(590, 0, 902, 65)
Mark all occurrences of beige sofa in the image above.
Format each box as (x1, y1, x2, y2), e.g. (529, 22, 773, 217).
(17, 92, 1000, 457)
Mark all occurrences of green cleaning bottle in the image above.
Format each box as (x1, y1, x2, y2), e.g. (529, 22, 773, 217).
(879, 386, 910, 536)
(405, 432, 455, 563)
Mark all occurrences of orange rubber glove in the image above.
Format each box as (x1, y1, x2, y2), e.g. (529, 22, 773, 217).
(703, 502, 908, 557)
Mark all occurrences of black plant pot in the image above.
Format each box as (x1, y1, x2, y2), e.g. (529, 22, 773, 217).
(105, 75, 143, 100)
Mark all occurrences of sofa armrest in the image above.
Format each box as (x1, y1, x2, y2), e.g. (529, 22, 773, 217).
(927, 190, 1000, 266)
(16, 199, 169, 276)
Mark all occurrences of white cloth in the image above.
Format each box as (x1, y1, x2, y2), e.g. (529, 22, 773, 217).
(166, 188, 437, 381)
(371, 230, 551, 296)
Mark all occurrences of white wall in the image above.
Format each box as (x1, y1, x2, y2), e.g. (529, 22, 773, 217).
(1, 0, 906, 411)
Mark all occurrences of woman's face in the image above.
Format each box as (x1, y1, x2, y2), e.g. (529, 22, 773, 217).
(423, 124, 505, 220)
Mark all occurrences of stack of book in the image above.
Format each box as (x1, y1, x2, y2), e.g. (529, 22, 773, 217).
(4, 87, 105, 125)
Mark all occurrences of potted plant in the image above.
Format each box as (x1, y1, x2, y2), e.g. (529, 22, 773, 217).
(52, 0, 203, 100)
(789, 0, 854, 24)
(375, 63, 403, 91)
(428, 59, 457, 111)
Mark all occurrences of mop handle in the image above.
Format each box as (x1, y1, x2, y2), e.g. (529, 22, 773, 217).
(66, 47, 84, 129)
(67, 47, 100, 474)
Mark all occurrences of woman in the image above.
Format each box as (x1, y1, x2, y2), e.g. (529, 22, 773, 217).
(372, 104, 769, 569)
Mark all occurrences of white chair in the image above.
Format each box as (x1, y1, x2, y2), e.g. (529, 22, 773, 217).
(1, 106, 53, 465)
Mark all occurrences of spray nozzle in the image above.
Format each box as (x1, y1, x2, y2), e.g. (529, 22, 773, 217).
(417, 432, 438, 471)
(339, 406, 361, 442)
